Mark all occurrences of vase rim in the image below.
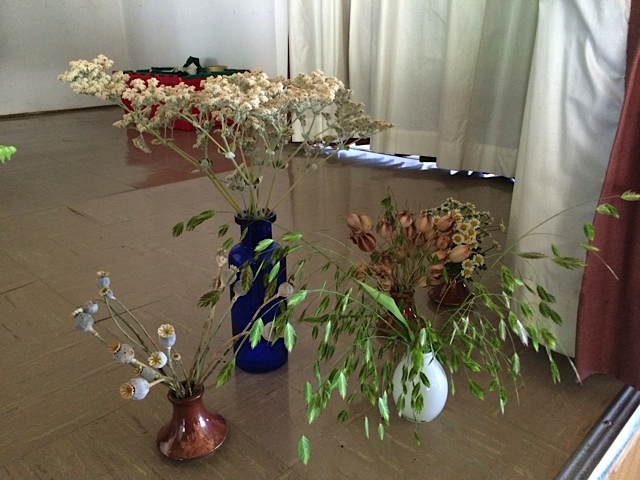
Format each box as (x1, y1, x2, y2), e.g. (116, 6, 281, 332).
(167, 384, 205, 404)
(234, 210, 276, 225)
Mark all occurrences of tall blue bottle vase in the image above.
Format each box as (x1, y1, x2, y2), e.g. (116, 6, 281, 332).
(228, 212, 288, 373)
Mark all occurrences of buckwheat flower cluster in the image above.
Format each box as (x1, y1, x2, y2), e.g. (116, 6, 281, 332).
(57, 54, 129, 102)
(60, 55, 393, 219)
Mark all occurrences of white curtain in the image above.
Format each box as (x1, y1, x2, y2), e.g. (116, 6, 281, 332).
(288, 0, 538, 178)
(507, 0, 629, 357)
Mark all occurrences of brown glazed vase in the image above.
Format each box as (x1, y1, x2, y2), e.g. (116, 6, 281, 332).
(378, 290, 418, 335)
(428, 279, 471, 307)
(157, 385, 227, 461)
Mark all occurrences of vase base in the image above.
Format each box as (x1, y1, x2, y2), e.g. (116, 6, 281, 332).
(235, 343, 288, 373)
(157, 414, 227, 461)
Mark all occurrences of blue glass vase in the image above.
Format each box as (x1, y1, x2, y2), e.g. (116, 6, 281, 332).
(228, 212, 288, 373)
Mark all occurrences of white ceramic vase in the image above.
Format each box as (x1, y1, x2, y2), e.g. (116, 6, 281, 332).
(392, 351, 448, 423)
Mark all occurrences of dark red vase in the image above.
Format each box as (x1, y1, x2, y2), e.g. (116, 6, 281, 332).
(378, 290, 419, 335)
(428, 280, 471, 307)
(157, 386, 227, 461)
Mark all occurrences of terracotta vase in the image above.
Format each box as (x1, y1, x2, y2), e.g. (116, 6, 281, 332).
(157, 385, 227, 461)
(428, 279, 471, 307)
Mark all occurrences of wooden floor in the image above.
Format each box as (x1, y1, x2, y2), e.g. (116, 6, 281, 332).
(0, 108, 626, 479)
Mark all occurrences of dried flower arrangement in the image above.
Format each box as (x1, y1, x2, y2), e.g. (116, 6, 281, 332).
(72, 247, 304, 400)
(59, 55, 392, 223)
(291, 191, 640, 464)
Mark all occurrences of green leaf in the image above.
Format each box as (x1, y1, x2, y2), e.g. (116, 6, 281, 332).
(583, 223, 595, 241)
(222, 237, 235, 250)
(596, 203, 620, 218)
(255, 239, 274, 252)
(355, 280, 410, 334)
(287, 290, 308, 308)
(378, 423, 385, 441)
(498, 319, 506, 341)
(297, 436, 311, 465)
(511, 352, 520, 375)
(249, 318, 264, 348)
(281, 232, 304, 242)
(551, 244, 560, 257)
(0, 145, 17, 162)
(364, 416, 370, 439)
(468, 380, 485, 401)
(185, 210, 216, 231)
(539, 302, 562, 325)
(235, 267, 252, 297)
(284, 322, 297, 352)
(303, 382, 313, 404)
(580, 243, 600, 252)
(414, 430, 422, 446)
(323, 320, 332, 343)
(216, 359, 236, 387)
(540, 328, 557, 350)
(337, 409, 349, 424)
(500, 266, 516, 292)
(499, 386, 507, 414)
(378, 392, 390, 422)
(268, 262, 281, 284)
(621, 190, 640, 201)
(172, 222, 185, 237)
(550, 359, 561, 383)
(337, 371, 347, 399)
(516, 252, 547, 260)
(536, 284, 556, 303)
(198, 290, 221, 308)
(217, 223, 229, 238)
(552, 256, 586, 270)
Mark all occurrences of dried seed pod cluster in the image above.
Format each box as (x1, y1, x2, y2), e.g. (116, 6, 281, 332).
(346, 196, 496, 294)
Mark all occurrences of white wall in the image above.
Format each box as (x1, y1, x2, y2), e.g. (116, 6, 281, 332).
(0, 0, 287, 116)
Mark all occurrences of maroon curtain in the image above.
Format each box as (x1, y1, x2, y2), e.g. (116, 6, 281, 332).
(575, 0, 640, 389)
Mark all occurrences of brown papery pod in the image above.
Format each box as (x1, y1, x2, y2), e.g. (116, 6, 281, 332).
(414, 233, 427, 248)
(359, 214, 374, 232)
(436, 214, 455, 232)
(415, 213, 433, 234)
(448, 244, 472, 263)
(346, 213, 363, 231)
(378, 275, 393, 291)
(379, 219, 393, 239)
(357, 232, 377, 253)
(403, 224, 418, 241)
(352, 260, 368, 280)
(396, 210, 413, 228)
(437, 234, 452, 251)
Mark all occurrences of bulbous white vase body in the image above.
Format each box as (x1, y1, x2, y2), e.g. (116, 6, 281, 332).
(392, 351, 448, 423)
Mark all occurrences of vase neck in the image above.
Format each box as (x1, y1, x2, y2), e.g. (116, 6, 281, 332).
(235, 212, 276, 247)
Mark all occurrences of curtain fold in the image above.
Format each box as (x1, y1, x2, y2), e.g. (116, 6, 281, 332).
(575, 0, 640, 388)
(506, 0, 629, 358)
(289, 0, 537, 177)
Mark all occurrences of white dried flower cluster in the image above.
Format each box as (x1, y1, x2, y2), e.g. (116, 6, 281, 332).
(58, 54, 129, 101)
(60, 55, 393, 217)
